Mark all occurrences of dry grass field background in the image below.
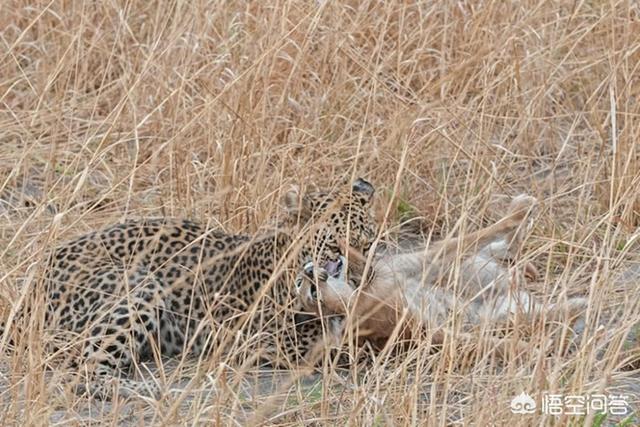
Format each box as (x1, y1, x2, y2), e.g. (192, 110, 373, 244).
(1, 0, 640, 425)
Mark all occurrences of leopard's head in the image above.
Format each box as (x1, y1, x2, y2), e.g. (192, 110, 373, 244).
(284, 178, 377, 279)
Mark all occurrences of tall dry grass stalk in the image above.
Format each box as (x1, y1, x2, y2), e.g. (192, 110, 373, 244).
(1, 0, 639, 425)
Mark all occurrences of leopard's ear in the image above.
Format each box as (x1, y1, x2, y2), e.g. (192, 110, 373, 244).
(283, 185, 313, 221)
(352, 178, 375, 204)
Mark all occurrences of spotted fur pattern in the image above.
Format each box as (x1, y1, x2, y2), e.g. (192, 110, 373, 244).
(4, 179, 377, 399)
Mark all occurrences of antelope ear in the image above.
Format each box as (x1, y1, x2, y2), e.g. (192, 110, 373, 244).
(338, 238, 368, 269)
(284, 185, 313, 220)
(352, 178, 375, 203)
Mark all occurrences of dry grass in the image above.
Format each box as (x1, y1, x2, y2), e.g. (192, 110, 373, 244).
(1, 0, 640, 425)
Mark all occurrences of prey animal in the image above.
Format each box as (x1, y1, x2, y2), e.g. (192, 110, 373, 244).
(296, 194, 587, 357)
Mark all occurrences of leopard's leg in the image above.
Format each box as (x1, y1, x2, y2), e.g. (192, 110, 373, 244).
(72, 266, 166, 399)
(284, 311, 347, 368)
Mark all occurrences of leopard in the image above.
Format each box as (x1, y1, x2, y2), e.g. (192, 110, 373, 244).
(0, 178, 378, 399)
